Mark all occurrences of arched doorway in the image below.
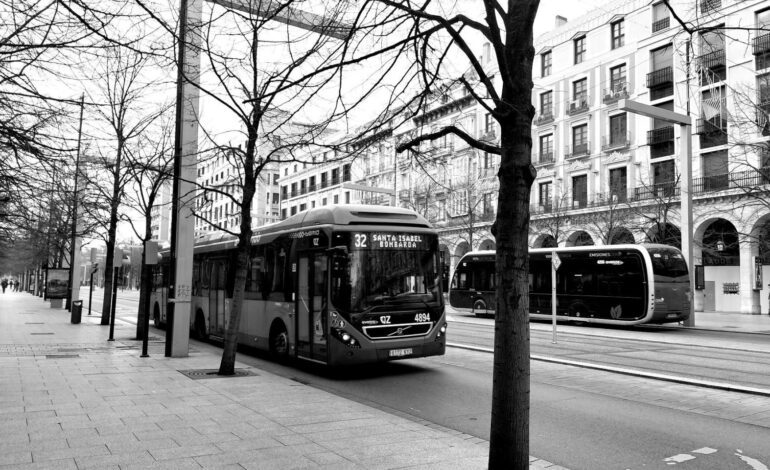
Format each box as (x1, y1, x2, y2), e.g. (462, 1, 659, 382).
(478, 239, 496, 251)
(646, 222, 681, 249)
(567, 231, 594, 247)
(609, 227, 635, 245)
(700, 219, 740, 312)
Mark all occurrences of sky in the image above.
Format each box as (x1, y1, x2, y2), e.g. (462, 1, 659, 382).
(534, 0, 611, 37)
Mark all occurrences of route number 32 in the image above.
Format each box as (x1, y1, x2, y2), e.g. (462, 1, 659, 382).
(354, 234, 368, 248)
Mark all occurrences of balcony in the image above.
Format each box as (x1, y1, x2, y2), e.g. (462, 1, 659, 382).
(646, 66, 673, 88)
(567, 96, 590, 116)
(652, 17, 670, 33)
(634, 182, 679, 200)
(398, 189, 410, 201)
(647, 126, 674, 145)
(754, 33, 770, 55)
(602, 133, 631, 152)
(603, 82, 630, 104)
(565, 142, 590, 158)
(537, 152, 554, 165)
(695, 117, 726, 135)
(697, 49, 725, 71)
(534, 110, 554, 126)
(693, 168, 770, 194)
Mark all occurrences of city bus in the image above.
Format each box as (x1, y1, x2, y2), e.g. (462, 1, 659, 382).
(449, 244, 690, 325)
(150, 205, 446, 366)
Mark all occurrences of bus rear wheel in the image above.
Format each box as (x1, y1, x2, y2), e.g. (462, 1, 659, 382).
(473, 300, 488, 318)
(269, 322, 290, 360)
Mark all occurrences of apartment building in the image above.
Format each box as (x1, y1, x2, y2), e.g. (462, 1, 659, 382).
(530, 0, 770, 314)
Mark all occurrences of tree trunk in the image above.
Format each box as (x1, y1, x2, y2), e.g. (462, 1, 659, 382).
(218, 244, 248, 375)
(102, 143, 124, 325)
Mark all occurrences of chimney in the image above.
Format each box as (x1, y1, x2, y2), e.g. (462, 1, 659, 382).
(555, 15, 568, 28)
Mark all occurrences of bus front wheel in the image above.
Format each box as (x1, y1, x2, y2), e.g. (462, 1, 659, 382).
(269, 321, 290, 360)
(473, 300, 488, 318)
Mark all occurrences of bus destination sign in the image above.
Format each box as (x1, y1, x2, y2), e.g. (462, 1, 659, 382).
(352, 232, 428, 250)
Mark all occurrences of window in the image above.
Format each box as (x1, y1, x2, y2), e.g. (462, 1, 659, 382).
(343, 164, 351, 181)
(539, 134, 553, 162)
(572, 175, 588, 208)
(652, 160, 676, 197)
(333, 194, 339, 204)
(309, 176, 316, 191)
(540, 91, 553, 116)
(541, 50, 552, 77)
(573, 78, 587, 104)
(610, 64, 627, 93)
(702, 150, 728, 191)
(485, 113, 495, 133)
(299, 203, 307, 212)
(649, 44, 674, 99)
(652, 2, 670, 32)
(609, 113, 627, 146)
(609, 167, 627, 202)
(345, 191, 350, 203)
(572, 124, 588, 155)
(574, 36, 586, 64)
(611, 20, 624, 49)
(539, 182, 552, 209)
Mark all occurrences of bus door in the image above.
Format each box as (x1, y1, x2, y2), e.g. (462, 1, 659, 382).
(210, 259, 227, 335)
(295, 252, 328, 362)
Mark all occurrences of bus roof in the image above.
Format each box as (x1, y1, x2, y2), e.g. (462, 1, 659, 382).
(268, 205, 430, 231)
(459, 244, 682, 259)
(188, 205, 432, 253)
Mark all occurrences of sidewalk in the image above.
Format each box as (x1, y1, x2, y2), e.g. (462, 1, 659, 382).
(0, 292, 562, 470)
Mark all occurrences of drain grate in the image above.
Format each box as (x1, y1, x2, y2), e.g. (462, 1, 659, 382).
(45, 354, 79, 359)
(25, 322, 44, 325)
(178, 368, 258, 380)
(30, 333, 54, 335)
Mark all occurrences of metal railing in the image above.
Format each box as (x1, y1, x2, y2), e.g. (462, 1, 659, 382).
(652, 17, 670, 33)
(535, 111, 554, 126)
(646, 66, 673, 88)
(647, 126, 674, 145)
(694, 168, 770, 193)
(567, 96, 590, 115)
(565, 142, 590, 158)
(602, 133, 632, 151)
(697, 49, 725, 70)
(699, 0, 720, 14)
(603, 82, 630, 103)
(754, 33, 770, 55)
(538, 152, 554, 164)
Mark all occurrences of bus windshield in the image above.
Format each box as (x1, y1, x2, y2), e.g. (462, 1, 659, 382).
(648, 247, 688, 279)
(330, 232, 441, 313)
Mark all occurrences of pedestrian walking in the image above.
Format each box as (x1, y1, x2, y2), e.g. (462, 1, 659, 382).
(1, 279, 7, 293)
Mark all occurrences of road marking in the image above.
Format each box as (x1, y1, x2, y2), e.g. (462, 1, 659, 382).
(664, 453, 696, 465)
(736, 449, 768, 470)
(693, 447, 717, 455)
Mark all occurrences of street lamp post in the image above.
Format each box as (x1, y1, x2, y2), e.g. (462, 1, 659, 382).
(618, 99, 694, 326)
(66, 94, 85, 311)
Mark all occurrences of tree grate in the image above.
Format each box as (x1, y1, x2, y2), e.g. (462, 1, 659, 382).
(178, 368, 258, 380)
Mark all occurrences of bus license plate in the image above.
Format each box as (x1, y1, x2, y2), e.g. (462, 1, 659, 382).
(389, 348, 412, 357)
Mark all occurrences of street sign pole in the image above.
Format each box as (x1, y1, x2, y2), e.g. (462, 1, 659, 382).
(551, 250, 561, 344)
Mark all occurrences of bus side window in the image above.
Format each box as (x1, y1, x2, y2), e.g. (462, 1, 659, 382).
(457, 272, 469, 289)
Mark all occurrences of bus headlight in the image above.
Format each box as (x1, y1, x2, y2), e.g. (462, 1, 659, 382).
(331, 328, 361, 348)
(436, 323, 447, 339)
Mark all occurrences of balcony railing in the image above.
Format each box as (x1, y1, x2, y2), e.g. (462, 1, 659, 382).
(652, 17, 670, 33)
(634, 183, 679, 200)
(565, 142, 590, 158)
(603, 82, 630, 103)
(699, 0, 720, 14)
(697, 49, 725, 71)
(535, 111, 554, 126)
(567, 96, 590, 115)
(754, 33, 770, 55)
(647, 126, 674, 145)
(695, 117, 726, 135)
(646, 66, 673, 88)
(602, 133, 632, 151)
(694, 168, 770, 194)
(537, 151, 554, 164)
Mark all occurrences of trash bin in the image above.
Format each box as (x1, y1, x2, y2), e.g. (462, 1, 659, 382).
(71, 300, 83, 324)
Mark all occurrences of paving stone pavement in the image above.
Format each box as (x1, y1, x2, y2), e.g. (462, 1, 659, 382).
(0, 291, 565, 469)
